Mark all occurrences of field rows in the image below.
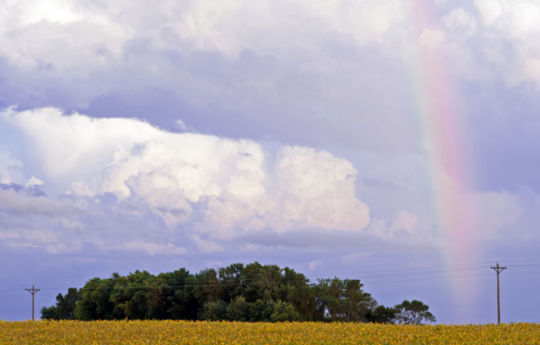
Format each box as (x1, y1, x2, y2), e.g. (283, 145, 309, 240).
(1, 320, 539, 345)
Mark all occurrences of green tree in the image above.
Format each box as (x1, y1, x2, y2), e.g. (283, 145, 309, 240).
(160, 268, 197, 320)
(393, 299, 436, 325)
(193, 269, 223, 305)
(269, 300, 300, 322)
(241, 262, 281, 302)
(74, 277, 116, 320)
(41, 287, 80, 320)
(198, 300, 227, 320)
(219, 263, 244, 302)
(226, 296, 249, 321)
(247, 299, 270, 321)
(313, 278, 376, 321)
(280, 267, 317, 320)
(368, 305, 397, 324)
(40, 306, 57, 320)
(42, 262, 435, 323)
(109, 270, 156, 319)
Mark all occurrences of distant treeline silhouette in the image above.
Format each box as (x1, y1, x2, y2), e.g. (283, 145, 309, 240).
(41, 262, 435, 324)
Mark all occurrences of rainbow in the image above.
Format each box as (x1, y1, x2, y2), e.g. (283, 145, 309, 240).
(406, 2, 477, 320)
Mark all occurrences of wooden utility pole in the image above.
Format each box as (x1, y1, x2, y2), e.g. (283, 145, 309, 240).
(25, 285, 40, 321)
(490, 263, 507, 325)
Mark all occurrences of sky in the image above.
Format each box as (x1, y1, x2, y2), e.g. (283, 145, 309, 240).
(1, 0, 540, 324)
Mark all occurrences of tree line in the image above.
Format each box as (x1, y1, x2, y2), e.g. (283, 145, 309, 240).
(41, 262, 435, 324)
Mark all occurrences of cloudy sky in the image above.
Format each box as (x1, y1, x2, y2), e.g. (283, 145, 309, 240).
(2, 0, 540, 324)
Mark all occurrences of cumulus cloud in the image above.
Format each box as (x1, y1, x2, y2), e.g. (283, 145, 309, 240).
(271, 146, 369, 231)
(1, 107, 370, 243)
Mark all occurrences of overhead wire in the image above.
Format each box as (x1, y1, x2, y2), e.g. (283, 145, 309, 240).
(4, 261, 539, 292)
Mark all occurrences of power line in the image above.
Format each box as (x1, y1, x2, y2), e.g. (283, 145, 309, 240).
(6, 260, 533, 291)
(7, 261, 537, 296)
(8, 270, 491, 293)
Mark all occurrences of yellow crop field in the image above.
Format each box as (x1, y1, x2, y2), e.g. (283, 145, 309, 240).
(1, 321, 539, 345)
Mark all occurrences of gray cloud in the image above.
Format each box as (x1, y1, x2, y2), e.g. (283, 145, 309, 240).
(0, 188, 69, 215)
(239, 228, 431, 253)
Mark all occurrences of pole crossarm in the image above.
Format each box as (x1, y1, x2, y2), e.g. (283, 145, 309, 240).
(490, 264, 507, 273)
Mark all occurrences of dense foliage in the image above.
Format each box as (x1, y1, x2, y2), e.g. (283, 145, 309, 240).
(41, 262, 435, 324)
(3, 321, 537, 345)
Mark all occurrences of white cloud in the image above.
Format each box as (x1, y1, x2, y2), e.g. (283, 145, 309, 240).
(199, 146, 370, 239)
(0, 20, 125, 77)
(1, 107, 370, 239)
(1, 1, 537, 256)
(475, 0, 540, 36)
(190, 235, 223, 253)
(1, 107, 162, 180)
(0, 151, 24, 184)
(0, 228, 79, 253)
(474, 0, 504, 27)
(0, 0, 538, 110)
(119, 241, 188, 256)
(467, 190, 522, 239)
(175, 119, 192, 132)
(0, 0, 417, 157)
(390, 210, 417, 235)
(365, 210, 420, 241)
(443, 8, 477, 36)
(270, 146, 369, 232)
(308, 260, 322, 271)
(25, 176, 44, 188)
(417, 28, 446, 47)
(173, 0, 406, 56)
(473, 0, 540, 84)
(0, 0, 407, 69)
(0, 0, 82, 31)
